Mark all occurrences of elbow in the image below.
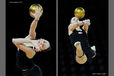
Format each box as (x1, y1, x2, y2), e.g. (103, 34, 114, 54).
(68, 26, 74, 31)
(12, 39, 20, 45)
(12, 39, 15, 43)
(12, 39, 17, 45)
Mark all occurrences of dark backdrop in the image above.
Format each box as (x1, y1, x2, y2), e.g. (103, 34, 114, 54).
(6, 0, 56, 76)
(59, 0, 108, 76)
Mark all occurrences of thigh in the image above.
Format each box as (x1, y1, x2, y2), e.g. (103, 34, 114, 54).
(76, 54, 87, 64)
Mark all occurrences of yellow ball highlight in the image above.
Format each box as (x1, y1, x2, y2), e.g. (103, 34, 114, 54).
(29, 4, 43, 18)
(74, 7, 85, 19)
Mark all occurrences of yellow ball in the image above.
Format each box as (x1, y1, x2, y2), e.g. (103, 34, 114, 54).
(74, 7, 85, 19)
(29, 4, 43, 18)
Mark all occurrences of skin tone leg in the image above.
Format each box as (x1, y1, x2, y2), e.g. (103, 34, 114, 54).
(74, 42, 87, 64)
(68, 18, 94, 64)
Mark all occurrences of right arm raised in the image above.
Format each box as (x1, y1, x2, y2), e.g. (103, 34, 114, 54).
(26, 7, 43, 39)
(68, 21, 83, 31)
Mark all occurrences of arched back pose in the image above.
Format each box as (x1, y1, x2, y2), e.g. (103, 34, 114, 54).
(12, 5, 50, 76)
(68, 7, 96, 64)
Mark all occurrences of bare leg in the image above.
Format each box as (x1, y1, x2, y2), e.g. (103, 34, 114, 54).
(74, 42, 87, 64)
(74, 42, 83, 56)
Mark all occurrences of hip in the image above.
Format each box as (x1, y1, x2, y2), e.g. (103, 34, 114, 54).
(22, 64, 42, 76)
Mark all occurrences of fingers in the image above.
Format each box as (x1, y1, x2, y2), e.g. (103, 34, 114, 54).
(83, 19, 91, 26)
(30, 6, 42, 19)
(34, 9, 43, 20)
(35, 7, 40, 14)
(35, 7, 42, 15)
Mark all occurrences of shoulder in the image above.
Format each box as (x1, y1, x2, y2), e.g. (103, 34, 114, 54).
(71, 17, 78, 20)
(70, 17, 78, 23)
(69, 17, 78, 27)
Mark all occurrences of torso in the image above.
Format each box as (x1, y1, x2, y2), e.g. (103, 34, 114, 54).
(69, 27, 91, 53)
(16, 50, 35, 70)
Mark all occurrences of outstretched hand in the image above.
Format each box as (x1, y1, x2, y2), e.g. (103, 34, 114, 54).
(31, 7, 43, 20)
(83, 19, 91, 26)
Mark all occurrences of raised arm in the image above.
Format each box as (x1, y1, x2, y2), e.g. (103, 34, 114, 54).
(26, 7, 43, 39)
(68, 23, 79, 31)
(12, 38, 36, 59)
(82, 19, 91, 33)
(68, 21, 84, 32)
(26, 19, 38, 39)
(68, 17, 84, 31)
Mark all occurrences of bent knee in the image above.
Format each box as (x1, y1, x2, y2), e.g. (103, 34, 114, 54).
(76, 54, 87, 64)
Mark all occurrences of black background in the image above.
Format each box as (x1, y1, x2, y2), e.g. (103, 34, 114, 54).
(59, 0, 108, 76)
(6, 0, 56, 76)
(6, 0, 108, 76)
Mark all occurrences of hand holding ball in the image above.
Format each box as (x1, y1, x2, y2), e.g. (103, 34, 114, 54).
(83, 19, 91, 26)
(29, 4, 43, 19)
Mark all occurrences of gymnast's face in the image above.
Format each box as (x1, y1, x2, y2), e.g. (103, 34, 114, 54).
(37, 39, 50, 51)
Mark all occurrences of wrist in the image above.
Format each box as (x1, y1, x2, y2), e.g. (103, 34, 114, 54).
(35, 19, 39, 21)
(35, 17, 39, 21)
(35, 16, 40, 21)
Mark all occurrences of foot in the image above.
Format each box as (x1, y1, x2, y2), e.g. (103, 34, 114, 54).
(91, 46, 96, 58)
(91, 46, 96, 51)
(74, 42, 84, 57)
(74, 42, 87, 64)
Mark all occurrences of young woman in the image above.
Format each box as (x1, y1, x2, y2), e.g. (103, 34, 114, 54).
(68, 16, 96, 64)
(12, 5, 50, 76)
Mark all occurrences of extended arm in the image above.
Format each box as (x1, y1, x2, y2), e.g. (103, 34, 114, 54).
(26, 7, 43, 39)
(26, 19, 38, 39)
(68, 21, 83, 31)
(12, 38, 36, 59)
(82, 19, 91, 33)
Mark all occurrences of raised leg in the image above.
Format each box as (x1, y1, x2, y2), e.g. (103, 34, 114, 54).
(74, 41, 87, 64)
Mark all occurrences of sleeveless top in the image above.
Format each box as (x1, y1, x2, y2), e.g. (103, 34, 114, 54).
(16, 50, 35, 70)
(69, 27, 95, 58)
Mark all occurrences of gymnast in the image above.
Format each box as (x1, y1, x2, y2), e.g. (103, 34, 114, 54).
(68, 7, 96, 64)
(12, 4, 50, 76)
